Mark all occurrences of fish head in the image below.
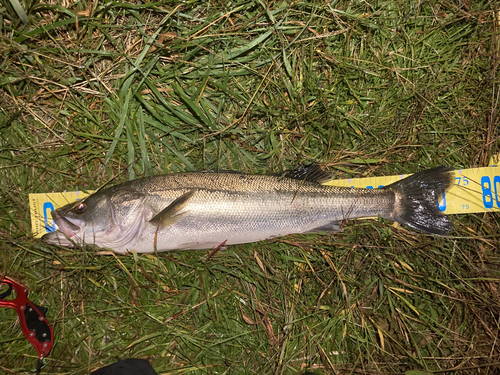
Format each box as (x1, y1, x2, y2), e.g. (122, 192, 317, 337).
(42, 188, 149, 251)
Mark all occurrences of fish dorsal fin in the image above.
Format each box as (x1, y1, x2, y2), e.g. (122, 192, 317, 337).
(149, 189, 195, 230)
(283, 164, 331, 184)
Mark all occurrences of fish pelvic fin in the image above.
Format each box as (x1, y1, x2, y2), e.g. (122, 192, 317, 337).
(384, 166, 455, 235)
(150, 189, 196, 231)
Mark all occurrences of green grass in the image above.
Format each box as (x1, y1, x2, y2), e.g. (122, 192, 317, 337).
(1, 0, 500, 374)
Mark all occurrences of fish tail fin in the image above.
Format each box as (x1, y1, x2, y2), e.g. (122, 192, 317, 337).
(384, 166, 455, 235)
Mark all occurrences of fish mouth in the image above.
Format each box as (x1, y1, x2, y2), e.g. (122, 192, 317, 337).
(41, 210, 83, 247)
(53, 210, 82, 237)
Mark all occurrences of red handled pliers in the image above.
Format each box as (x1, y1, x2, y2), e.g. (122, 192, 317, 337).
(0, 276, 54, 373)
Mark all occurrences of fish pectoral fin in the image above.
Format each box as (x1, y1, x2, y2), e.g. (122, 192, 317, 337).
(149, 189, 195, 230)
(304, 221, 342, 234)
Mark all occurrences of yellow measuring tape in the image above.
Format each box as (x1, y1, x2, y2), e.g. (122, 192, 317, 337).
(30, 160, 500, 238)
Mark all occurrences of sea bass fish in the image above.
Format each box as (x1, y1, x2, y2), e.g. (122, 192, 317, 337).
(42, 165, 455, 254)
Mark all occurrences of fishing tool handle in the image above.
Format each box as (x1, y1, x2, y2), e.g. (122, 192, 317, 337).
(0, 276, 54, 359)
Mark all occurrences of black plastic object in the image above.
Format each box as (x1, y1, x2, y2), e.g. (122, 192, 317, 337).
(90, 359, 158, 375)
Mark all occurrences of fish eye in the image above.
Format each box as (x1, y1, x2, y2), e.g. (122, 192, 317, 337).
(74, 202, 87, 214)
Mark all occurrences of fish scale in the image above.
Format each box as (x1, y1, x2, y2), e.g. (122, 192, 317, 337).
(130, 173, 393, 219)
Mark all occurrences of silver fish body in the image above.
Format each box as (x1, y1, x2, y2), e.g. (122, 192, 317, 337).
(42, 166, 455, 253)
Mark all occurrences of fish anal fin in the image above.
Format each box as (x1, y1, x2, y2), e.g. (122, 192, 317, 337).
(304, 221, 341, 234)
(150, 189, 195, 230)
